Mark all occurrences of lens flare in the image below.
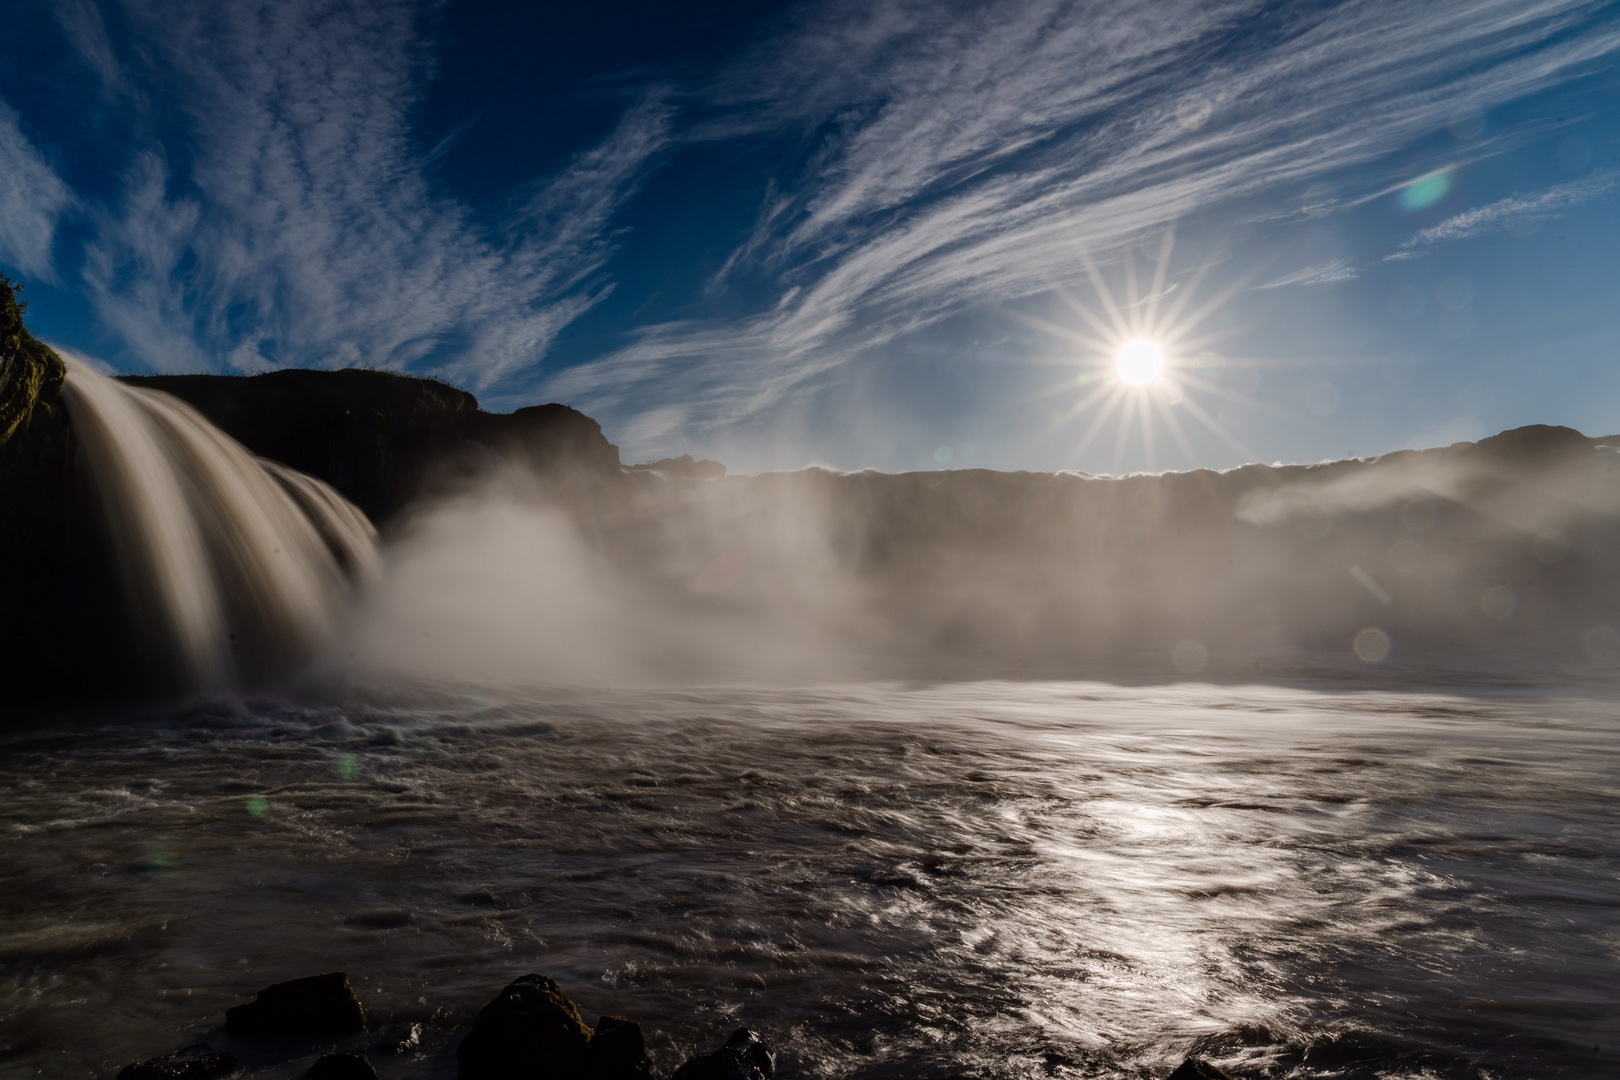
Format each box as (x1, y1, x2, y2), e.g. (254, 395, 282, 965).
(1398, 170, 1452, 211)
(1115, 339, 1164, 385)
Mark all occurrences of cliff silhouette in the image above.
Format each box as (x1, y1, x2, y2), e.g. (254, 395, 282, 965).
(121, 370, 621, 523)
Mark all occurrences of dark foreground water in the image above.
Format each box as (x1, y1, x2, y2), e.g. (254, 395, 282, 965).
(1, 681, 1616, 1079)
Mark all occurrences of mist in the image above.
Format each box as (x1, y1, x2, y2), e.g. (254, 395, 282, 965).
(328, 424, 1620, 694)
(336, 466, 875, 689)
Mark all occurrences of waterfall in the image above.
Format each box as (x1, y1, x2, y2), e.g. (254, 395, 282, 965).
(60, 356, 378, 694)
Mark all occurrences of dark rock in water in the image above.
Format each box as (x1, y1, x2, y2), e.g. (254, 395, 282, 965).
(587, 1015, 655, 1080)
(119, 370, 622, 523)
(670, 1028, 775, 1080)
(115, 1043, 236, 1080)
(302, 1052, 378, 1080)
(1166, 1058, 1237, 1080)
(457, 973, 594, 1080)
(225, 972, 368, 1039)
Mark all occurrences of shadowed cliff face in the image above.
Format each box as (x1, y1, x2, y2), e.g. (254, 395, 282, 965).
(119, 371, 621, 524)
(0, 280, 139, 705)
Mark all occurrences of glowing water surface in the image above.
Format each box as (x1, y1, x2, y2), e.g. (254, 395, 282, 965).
(0, 681, 1615, 1078)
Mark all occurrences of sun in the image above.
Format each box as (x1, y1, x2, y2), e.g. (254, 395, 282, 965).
(1014, 225, 1267, 472)
(1115, 339, 1164, 386)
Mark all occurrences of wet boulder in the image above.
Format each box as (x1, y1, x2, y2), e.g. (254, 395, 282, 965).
(587, 1015, 655, 1080)
(115, 1043, 236, 1080)
(670, 1028, 774, 1080)
(225, 972, 368, 1039)
(1167, 1058, 1236, 1080)
(456, 974, 594, 1080)
(303, 1051, 378, 1080)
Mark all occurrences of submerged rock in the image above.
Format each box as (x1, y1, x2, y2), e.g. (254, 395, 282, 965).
(457, 974, 594, 1079)
(1167, 1058, 1237, 1080)
(670, 1028, 775, 1080)
(302, 1051, 378, 1080)
(587, 1015, 655, 1080)
(224, 972, 368, 1039)
(115, 1043, 236, 1080)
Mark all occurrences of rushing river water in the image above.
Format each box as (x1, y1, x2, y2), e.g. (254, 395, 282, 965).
(1, 680, 1616, 1080)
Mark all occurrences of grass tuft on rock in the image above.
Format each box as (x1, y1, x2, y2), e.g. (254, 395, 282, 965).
(0, 276, 65, 447)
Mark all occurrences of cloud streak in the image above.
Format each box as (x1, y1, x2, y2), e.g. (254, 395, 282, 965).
(1385, 172, 1618, 259)
(551, 0, 1620, 444)
(0, 103, 74, 281)
(1256, 258, 1358, 289)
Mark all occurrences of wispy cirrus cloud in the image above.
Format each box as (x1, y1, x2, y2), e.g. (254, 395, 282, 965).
(51, 0, 135, 101)
(551, 0, 1620, 444)
(0, 103, 74, 282)
(1385, 172, 1618, 260)
(64, 0, 669, 386)
(8, 0, 1620, 456)
(1257, 258, 1358, 289)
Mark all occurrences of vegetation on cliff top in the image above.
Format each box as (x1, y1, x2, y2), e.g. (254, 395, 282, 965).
(0, 277, 65, 447)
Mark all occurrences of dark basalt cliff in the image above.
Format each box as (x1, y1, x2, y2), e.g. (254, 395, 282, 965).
(120, 369, 623, 524)
(0, 279, 138, 705)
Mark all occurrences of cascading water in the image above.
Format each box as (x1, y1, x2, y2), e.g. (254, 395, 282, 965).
(59, 356, 377, 694)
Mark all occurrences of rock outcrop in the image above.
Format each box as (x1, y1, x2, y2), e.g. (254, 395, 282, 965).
(302, 1051, 379, 1080)
(457, 974, 741, 1080)
(225, 972, 368, 1039)
(117, 971, 710, 1080)
(457, 974, 596, 1080)
(586, 1015, 656, 1080)
(114, 1044, 236, 1080)
(1167, 1058, 1237, 1080)
(120, 370, 621, 523)
(669, 1028, 775, 1080)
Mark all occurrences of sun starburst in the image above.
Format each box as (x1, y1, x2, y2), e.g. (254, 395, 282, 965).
(1021, 229, 1267, 472)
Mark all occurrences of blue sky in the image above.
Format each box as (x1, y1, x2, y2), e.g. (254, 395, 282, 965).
(2, 0, 1619, 473)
